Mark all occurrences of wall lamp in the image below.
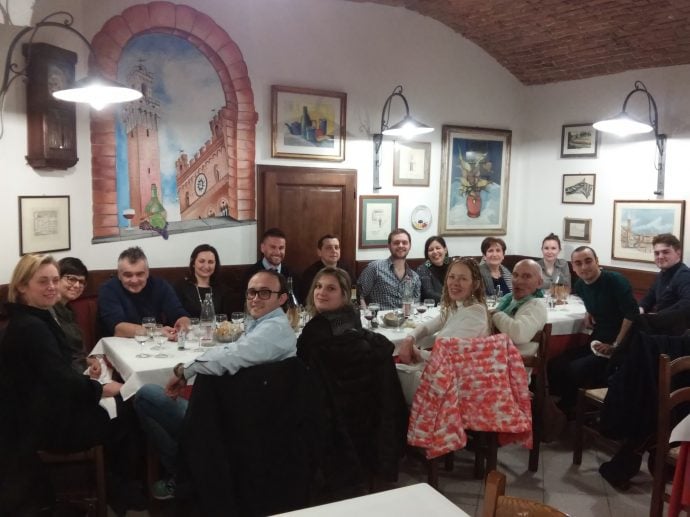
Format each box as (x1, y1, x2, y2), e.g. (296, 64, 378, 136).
(593, 80, 666, 196)
(372, 85, 433, 190)
(0, 11, 141, 121)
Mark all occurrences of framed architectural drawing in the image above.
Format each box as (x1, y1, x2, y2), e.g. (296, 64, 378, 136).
(612, 200, 685, 263)
(19, 196, 71, 254)
(359, 195, 398, 249)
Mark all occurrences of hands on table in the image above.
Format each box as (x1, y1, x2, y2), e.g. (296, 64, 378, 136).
(397, 336, 423, 365)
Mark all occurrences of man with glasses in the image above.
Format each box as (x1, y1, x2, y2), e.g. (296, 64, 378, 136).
(133, 270, 296, 500)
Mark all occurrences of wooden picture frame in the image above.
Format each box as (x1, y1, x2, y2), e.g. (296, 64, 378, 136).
(393, 141, 430, 186)
(562, 174, 596, 204)
(19, 195, 71, 254)
(271, 85, 347, 161)
(561, 123, 598, 158)
(359, 195, 398, 249)
(439, 125, 511, 235)
(563, 217, 591, 243)
(612, 200, 685, 263)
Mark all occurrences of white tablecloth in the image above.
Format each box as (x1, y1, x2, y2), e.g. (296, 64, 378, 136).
(271, 483, 469, 516)
(92, 336, 205, 400)
(546, 295, 588, 336)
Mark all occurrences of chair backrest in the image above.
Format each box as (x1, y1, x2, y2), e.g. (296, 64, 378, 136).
(68, 295, 101, 354)
(524, 322, 552, 369)
(483, 470, 569, 517)
(650, 354, 690, 517)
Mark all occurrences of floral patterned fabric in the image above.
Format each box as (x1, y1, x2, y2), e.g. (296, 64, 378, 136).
(407, 333, 532, 459)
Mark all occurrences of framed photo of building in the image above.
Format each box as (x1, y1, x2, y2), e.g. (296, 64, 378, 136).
(393, 141, 430, 186)
(612, 200, 685, 263)
(563, 217, 591, 243)
(271, 85, 347, 161)
(561, 123, 598, 158)
(359, 195, 398, 249)
(19, 196, 71, 254)
(562, 174, 596, 204)
(438, 125, 511, 236)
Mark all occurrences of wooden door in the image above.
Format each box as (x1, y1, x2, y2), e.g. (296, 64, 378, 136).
(257, 165, 357, 278)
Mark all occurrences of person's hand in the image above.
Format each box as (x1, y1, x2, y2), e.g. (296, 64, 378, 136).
(163, 325, 178, 341)
(165, 374, 186, 399)
(87, 357, 102, 379)
(101, 381, 123, 398)
(592, 341, 615, 358)
(175, 316, 191, 333)
(398, 337, 422, 364)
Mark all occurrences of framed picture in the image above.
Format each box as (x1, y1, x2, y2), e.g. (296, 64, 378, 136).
(439, 125, 511, 236)
(612, 200, 685, 263)
(271, 85, 347, 161)
(563, 217, 592, 243)
(18, 196, 71, 254)
(562, 174, 596, 204)
(359, 195, 398, 249)
(393, 141, 430, 186)
(561, 123, 598, 158)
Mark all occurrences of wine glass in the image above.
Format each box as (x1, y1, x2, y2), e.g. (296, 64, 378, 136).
(142, 317, 156, 341)
(363, 308, 375, 329)
(134, 328, 151, 358)
(122, 208, 136, 230)
(415, 302, 427, 322)
(368, 303, 380, 328)
(151, 324, 169, 358)
(231, 312, 245, 326)
(392, 309, 406, 333)
(188, 318, 202, 352)
(423, 299, 435, 314)
(216, 314, 228, 326)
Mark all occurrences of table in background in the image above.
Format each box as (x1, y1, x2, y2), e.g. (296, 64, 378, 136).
(271, 483, 470, 516)
(92, 336, 204, 400)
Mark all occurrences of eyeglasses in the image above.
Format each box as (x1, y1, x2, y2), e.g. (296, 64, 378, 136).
(245, 288, 281, 300)
(62, 275, 87, 287)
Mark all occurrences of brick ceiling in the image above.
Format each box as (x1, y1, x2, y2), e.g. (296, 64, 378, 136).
(343, 0, 690, 85)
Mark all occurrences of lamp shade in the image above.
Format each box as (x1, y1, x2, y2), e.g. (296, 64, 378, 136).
(52, 75, 142, 110)
(382, 115, 434, 138)
(593, 112, 653, 137)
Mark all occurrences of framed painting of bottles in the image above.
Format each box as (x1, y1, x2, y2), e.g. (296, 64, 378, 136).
(271, 85, 347, 161)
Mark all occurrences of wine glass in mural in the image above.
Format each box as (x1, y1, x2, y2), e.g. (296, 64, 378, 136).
(123, 208, 136, 230)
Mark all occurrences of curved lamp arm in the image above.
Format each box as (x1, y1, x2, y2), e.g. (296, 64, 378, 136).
(621, 80, 663, 155)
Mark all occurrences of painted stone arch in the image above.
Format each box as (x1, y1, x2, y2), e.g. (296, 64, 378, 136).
(89, 2, 257, 239)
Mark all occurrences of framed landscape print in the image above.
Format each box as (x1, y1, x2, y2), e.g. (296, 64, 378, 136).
(561, 123, 598, 158)
(562, 174, 596, 204)
(393, 141, 430, 186)
(563, 217, 591, 243)
(612, 200, 685, 263)
(359, 195, 398, 249)
(19, 195, 71, 254)
(271, 85, 347, 161)
(439, 125, 511, 235)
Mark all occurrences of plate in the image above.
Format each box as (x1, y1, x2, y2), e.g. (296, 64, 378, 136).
(411, 205, 432, 231)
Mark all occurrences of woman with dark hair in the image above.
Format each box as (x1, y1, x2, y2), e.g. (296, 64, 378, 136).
(537, 233, 571, 289)
(416, 236, 450, 304)
(175, 244, 228, 317)
(478, 236, 512, 296)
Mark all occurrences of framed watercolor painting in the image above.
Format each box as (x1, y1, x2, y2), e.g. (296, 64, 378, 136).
(438, 125, 511, 236)
(563, 217, 592, 243)
(271, 85, 347, 161)
(612, 200, 685, 263)
(359, 195, 398, 249)
(562, 174, 596, 204)
(19, 196, 71, 254)
(393, 141, 430, 186)
(561, 123, 598, 158)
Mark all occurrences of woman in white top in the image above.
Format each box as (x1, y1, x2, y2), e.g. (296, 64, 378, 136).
(398, 256, 490, 364)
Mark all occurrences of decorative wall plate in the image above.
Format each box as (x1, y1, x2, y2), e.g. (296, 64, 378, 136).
(411, 205, 432, 230)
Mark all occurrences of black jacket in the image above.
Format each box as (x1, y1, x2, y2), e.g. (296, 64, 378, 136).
(297, 307, 407, 490)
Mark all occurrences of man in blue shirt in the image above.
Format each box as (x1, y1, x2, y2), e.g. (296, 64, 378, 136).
(357, 228, 421, 310)
(134, 270, 296, 499)
(98, 246, 190, 340)
(639, 233, 690, 315)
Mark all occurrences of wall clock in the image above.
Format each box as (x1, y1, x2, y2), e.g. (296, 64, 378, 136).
(195, 173, 208, 196)
(23, 43, 78, 170)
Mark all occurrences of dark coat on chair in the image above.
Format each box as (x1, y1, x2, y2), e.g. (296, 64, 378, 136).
(178, 357, 319, 517)
(296, 307, 408, 492)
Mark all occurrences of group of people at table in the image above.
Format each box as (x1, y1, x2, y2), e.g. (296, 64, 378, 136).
(1, 225, 689, 514)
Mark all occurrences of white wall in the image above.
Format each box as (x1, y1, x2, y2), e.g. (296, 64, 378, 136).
(1, 0, 686, 283)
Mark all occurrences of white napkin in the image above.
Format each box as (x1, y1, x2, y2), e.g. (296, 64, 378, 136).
(84, 357, 118, 419)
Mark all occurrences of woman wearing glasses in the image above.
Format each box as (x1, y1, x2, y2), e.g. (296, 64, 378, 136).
(398, 257, 490, 365)
(297, 267, 406, 498)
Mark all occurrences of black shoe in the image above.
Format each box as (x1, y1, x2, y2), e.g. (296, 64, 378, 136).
(599, 449, 642, 490)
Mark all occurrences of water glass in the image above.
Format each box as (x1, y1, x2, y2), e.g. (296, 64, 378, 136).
(216, 313, 228, 326)
(142, 317, 156, 340)
(134, 328, 151, 358)
(231, 312, 245, 326)
(393, 309, 406, 333)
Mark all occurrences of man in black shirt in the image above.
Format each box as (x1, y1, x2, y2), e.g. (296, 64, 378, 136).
(639, 233, 690, 314)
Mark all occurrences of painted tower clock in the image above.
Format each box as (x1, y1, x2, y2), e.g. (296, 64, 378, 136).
(23, 43, 78, 169)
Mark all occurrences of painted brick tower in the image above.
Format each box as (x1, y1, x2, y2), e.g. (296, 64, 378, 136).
(122, 63, 162, 226)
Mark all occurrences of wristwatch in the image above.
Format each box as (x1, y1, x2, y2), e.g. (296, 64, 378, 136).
(173, 362, 186, 380)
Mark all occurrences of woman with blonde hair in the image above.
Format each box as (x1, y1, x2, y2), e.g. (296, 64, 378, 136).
(398, 256, 491, 364)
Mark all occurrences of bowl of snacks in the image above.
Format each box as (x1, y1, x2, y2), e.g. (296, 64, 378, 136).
(214, 321, 243, 343)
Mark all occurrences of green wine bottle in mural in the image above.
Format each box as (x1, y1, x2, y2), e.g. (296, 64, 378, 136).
(145, 184, 168, 230)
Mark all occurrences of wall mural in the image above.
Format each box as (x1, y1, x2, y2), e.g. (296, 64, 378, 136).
(89, 4, 257, 242)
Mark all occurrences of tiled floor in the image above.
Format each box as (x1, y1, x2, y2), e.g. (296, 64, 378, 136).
(112, 425, 658, 516)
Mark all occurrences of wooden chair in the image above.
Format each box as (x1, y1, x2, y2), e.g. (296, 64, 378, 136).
(483, 470, 570, 517)
(37, 445, 107, 517)
(650, 354, 690, 517)
(572, 387, 609, 465)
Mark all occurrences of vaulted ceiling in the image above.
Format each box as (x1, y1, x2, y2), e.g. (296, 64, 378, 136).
(343, 0, 690, 85)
